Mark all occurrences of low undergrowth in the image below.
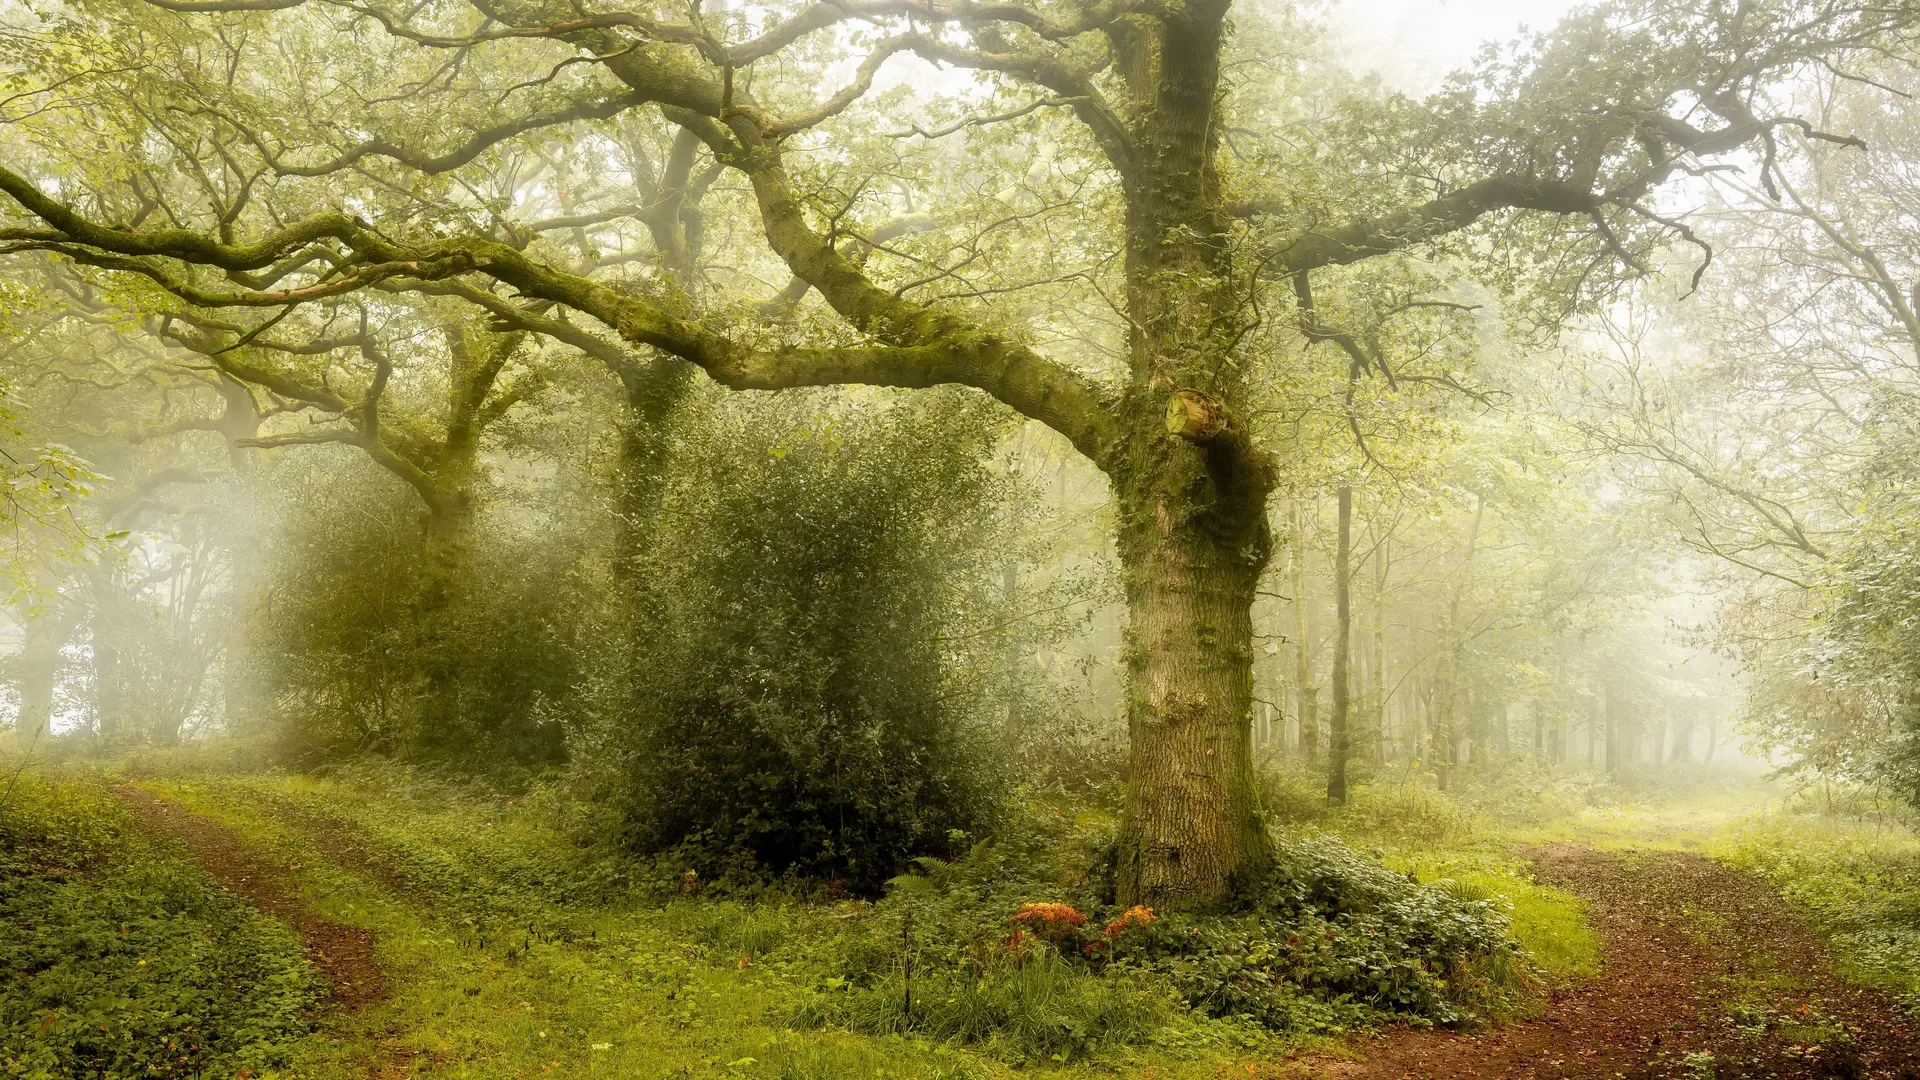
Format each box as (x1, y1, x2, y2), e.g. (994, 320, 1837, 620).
(1259, 761, 1609, 989)
(24, 735, 1912, 1078)
(1712, 798, 1920, 1012)
(794, 809, 1531, 1064)
(0, 771, 317, 1080)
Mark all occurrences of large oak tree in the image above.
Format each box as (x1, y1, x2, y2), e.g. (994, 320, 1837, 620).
(1, 0, 1913, 906)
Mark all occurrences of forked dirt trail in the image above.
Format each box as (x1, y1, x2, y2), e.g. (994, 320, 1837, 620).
(1317, 844, 1920, 1080)
(114, 785, 388, 1010)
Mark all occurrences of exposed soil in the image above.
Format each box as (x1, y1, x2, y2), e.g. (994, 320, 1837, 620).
(242, 788, 427, 904)
(115, 785, 388, 1011)
(1314, 844, 1920, 1080)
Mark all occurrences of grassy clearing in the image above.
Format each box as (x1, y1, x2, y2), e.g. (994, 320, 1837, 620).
(116, 767, 1290, 1079)
(0, 771, 318, 1080)
(1295, 759, 1920, 1029)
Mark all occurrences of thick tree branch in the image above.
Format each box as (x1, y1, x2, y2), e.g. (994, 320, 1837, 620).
(1, 164, 1122, 465)
(1258, 176, 1607, 272)
(207, 93, 646, 177)
(0, 165, 359, 271)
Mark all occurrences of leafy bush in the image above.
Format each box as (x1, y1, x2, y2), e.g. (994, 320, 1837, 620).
(256, 452, 580, 767)
(582, 391, 1042, 889)
(1185, 837, 1528, 1025)
(796, 798, 1525, 1061)
(0, 774, 316, 1079)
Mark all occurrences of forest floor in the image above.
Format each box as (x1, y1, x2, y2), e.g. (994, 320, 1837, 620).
(14, 762, 1920, 1080)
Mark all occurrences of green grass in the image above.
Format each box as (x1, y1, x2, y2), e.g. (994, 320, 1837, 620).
(36, 751, 1914, 1080)
(1709, 802, 1920, 1010)
(112, 767, 1315, 1079)
(1262, 770, 1608, 991)
(1298, 760, 1920, 1028)
(0, 771, 318, 1079)
(167, 765, 1554, 1072)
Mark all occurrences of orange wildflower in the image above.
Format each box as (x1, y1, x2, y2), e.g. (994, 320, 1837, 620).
(1009, 902, 1087, 942)
(1103, 905, 1156, 938)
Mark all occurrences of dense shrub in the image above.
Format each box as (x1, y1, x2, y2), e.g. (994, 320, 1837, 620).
(0, 775, 316, 1078)
(582, 390, 1037, 889)
(256, 450, 580, 767)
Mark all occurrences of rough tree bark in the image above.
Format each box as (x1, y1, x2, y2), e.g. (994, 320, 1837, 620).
(1105, 1, 1278, 904)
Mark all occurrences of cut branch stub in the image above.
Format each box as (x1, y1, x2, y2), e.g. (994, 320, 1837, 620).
(1164, 389, 1228, 442)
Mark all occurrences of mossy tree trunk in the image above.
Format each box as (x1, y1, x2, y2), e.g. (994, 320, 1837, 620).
(1113, 475, 1273, 905)
(1101, 0, 1280, 908)
(408, 326, 532, 742)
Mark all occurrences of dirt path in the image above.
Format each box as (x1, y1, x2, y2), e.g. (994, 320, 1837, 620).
(1316, 844, 1920, 1080)
(115, 785, 388, 1010)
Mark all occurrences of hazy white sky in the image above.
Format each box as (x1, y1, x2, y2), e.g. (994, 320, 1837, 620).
(1329, 0, 1588, 92)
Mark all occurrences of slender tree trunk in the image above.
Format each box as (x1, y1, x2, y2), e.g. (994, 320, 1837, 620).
(1604, 678, 1621, 776)
(1260, 621, 1286, 748)
(1266, 643, 1283, 748)
(1371, 533, 1388, 765)
(1002, 561, 1024, 724)
(1411, 691, 1423, 764)
(1291, 503, 1318, 763)
(1329, 486, 1352, 803)
(1434, 496, 1486, 792)
(1434, 658, 1456, 793)
(1586, 689, 1598, 768)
